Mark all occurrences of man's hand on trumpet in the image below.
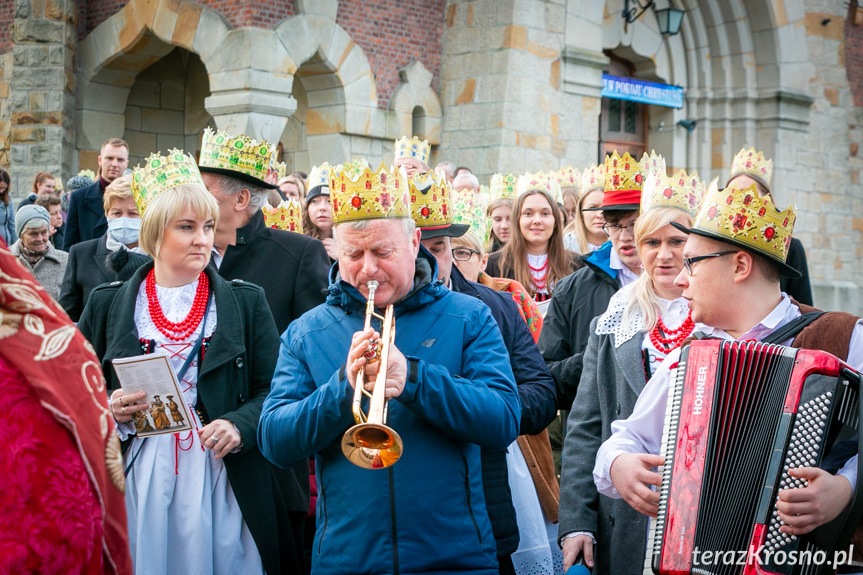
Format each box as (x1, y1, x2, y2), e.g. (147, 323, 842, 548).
(347, 326, 407, 398)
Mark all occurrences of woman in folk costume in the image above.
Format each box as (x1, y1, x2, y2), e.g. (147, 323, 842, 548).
(557, 167, 709, 574)
(486, 173, 581, 304)
(78, 149, 301, 575)
(0, 238, 132, 574)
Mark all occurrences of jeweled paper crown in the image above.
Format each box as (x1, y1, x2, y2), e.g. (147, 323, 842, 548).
(517, 172, 562, 204)
(452, 189, 490, 246)
(729, 147, 773, 187)
(640, 150, 666, 174)
(271, 159, 287, 181)
(199, 127, 277, 184)
(308, 163, 333, 191)
(580, 163, 605, 193)
(691, 181, 796, 264)
(410, 171, 454, 228)
(641, 169, 707, 217)
(336, 158, 371, 181)
(557, 166, 581, 192)
(603, 150, 651, 209)
(262, 199, 303, 234)
(394, 136, 431, 165)
(330, 163, 411, 224)
(131, 149, 205, 214)
(489, 173, 517, 201)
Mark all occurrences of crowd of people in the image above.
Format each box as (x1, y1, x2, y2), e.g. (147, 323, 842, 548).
(0, 127, 860, 575)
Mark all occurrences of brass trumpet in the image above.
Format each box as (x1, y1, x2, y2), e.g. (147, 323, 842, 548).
(340, 280, 404, 469)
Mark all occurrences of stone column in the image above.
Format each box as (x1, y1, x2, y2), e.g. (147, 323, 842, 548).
(9, 0, 78, 199)
(438, 0, 602, 179)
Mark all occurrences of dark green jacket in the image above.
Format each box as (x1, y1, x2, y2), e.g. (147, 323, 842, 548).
(77, 262, 301, 575)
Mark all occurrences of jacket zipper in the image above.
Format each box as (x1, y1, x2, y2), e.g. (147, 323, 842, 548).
(463, 456, 483, 544)
(316, 463, 327, 556)
(388, 467, 399, 574)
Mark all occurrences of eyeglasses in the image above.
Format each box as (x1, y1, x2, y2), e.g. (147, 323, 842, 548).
(682, 251, 737, 275)
(602, 223, 636, 237)
(452, 247, 481, 261)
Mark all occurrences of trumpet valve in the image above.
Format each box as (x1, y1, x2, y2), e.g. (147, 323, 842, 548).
(364, 338, 382, 363)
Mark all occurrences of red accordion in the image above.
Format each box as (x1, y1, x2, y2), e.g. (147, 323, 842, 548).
(648, 339, 862, 575)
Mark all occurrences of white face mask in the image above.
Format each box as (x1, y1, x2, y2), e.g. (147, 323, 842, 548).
(108, 217, 141, 245)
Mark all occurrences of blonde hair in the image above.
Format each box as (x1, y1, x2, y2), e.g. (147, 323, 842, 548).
(278, 175, 306, 201)
(139, 184, 220, 258)
(497, 190, 572, 298)
(102, 174, 134, 213)
(486, 197, 513, 252)
(623, 207, 693, 330)
(562, 188, 603, 255)
(452, 230, 486, 256)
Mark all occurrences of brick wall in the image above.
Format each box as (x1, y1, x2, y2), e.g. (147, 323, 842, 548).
(78, 0, 294, 38)
(336, 0, 445, 108)
(0, 0, 13, 54)
(848, 4, 863, 107)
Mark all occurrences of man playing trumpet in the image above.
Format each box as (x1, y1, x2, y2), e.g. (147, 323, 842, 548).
(259, 164, 521, 575)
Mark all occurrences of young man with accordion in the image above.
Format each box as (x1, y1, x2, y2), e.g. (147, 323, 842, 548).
(595, 180, 863, 573)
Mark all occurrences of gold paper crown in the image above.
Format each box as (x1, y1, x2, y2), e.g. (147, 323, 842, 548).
(308, 163, 333, 191)
(729, 147, 773, 187)
(517, 172, 562, 204)
(453, 189, 490, 246)
(641, 169, 707, 217)
(77, 169, 97, 181)
(131, 149, 205, 214)
(640, 149, 666, 174)
(557, 166, 581, 192)
(692, 182, 796, 264)
(330, 163, 411, 224)
(263, 199, 303, 233)
(410, 171, 454, 228)
(604, 151, 646, 193)
(581, 163, 605, 193)
(394, 136, 431, 165)
(337, 159, 371, 181)
(489, 173, 517, 201)
(271, 159, 287, 181)
(199, 127, 277, 183)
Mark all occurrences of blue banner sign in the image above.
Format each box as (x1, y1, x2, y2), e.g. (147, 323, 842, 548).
(601, 74, 684, 109)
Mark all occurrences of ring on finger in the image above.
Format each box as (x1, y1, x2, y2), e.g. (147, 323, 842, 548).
(211, 436, 220, 444)
(121, 406, 126, 414)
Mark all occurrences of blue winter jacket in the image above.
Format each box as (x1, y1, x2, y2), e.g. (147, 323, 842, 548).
(259, 249, 521, 575)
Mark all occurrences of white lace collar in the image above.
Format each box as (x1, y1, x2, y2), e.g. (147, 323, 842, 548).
(595, 284, 691, 348)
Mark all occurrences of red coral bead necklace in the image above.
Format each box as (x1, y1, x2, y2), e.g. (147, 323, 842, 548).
(146, 269, 210, 341)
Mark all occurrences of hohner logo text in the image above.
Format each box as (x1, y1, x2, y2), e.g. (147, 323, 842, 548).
(693, 366, 708, 414)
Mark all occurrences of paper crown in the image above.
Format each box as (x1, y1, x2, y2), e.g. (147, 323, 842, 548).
(557, 166, 581, 192)
(337, 158, 371, 180)
(77, 168, 97, 181)
(729, 147, 773, 188)
(581, 163, 605, 193)
(641, 169, 707, 217)
(199, 127, 277, 188)
(603, 150, 652, 210)
(489, 173, 517, 201)
(131, 149, 205, 214)
(271, 159, 287, 181)
(394, 136, 431, 166)
(517, 172, 562, 204)
(262, 199, 303, 233)
(307, 163, 333, 191)
(410, 171, 455, 228)
(640, 150, 666, 174)
(453, 189, 490, 246)
(688, 181, 797, 270)
(330, 163, 411, 224)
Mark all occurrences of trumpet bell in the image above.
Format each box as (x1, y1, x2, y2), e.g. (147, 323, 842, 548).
(341, 423, 403, 469)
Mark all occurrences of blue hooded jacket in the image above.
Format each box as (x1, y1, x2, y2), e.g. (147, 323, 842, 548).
(259, 248, 521, 574)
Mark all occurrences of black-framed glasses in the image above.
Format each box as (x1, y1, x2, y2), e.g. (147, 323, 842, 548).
(602, 222, 636, 237)
(452, 247, 481, 261)
(682, 251, 737, 275)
